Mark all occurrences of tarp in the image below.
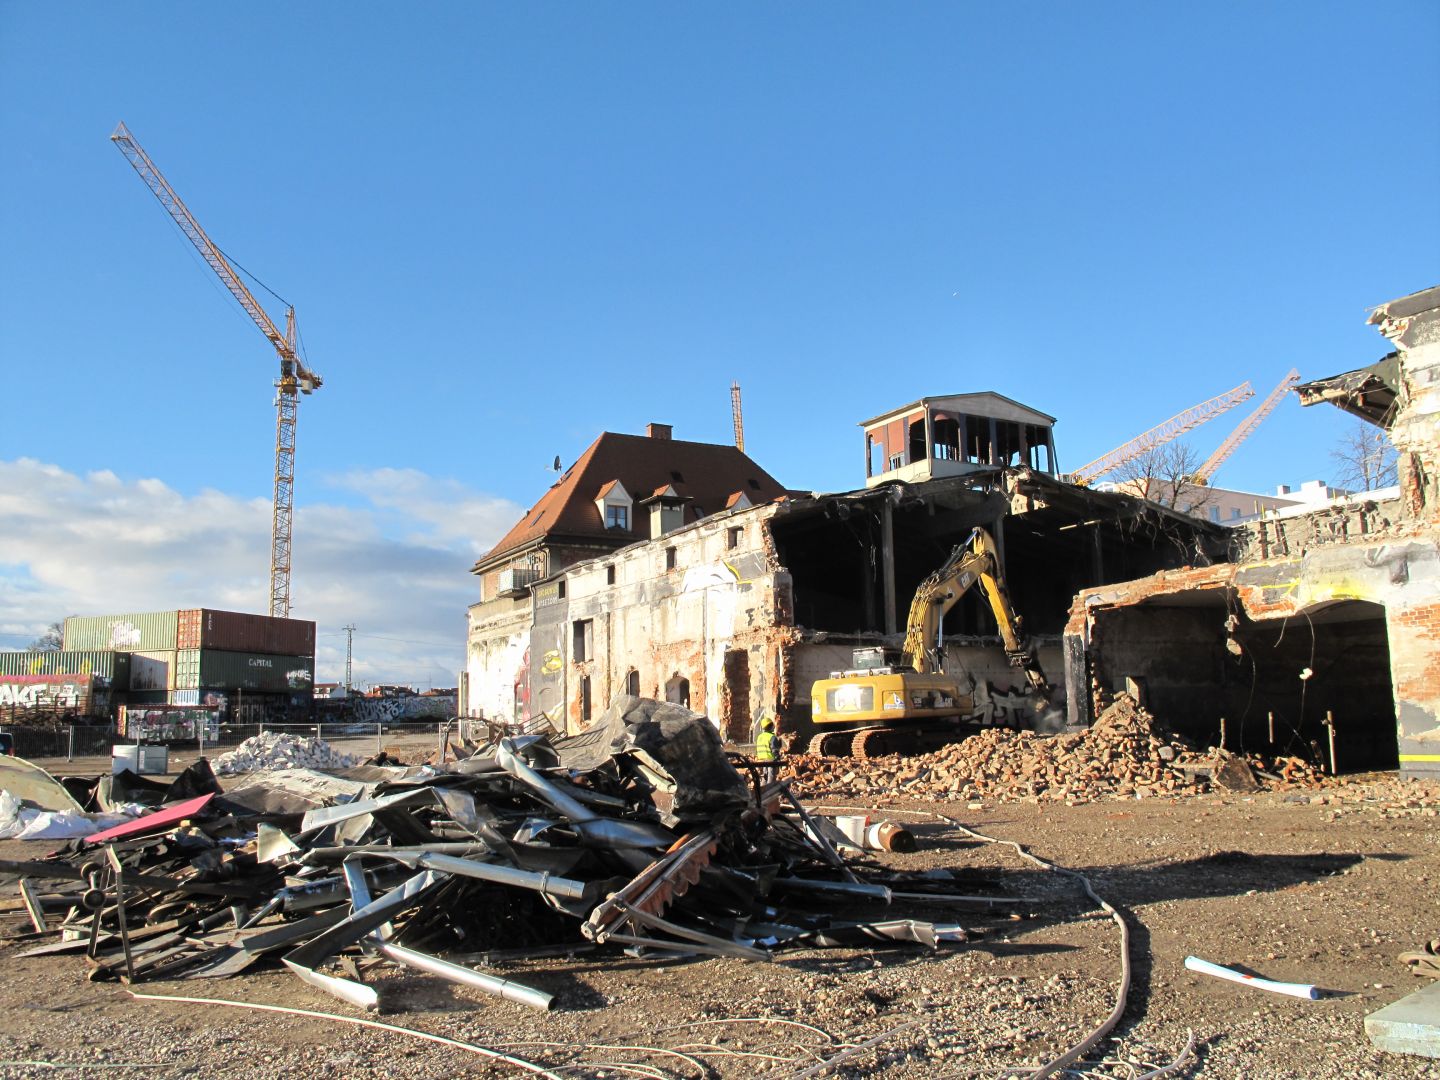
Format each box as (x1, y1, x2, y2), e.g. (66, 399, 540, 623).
(558, 696, 751, 822)
(0, 791, 133, 840)
(0, 755, 85, 813)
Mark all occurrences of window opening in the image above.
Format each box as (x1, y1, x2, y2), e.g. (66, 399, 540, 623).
(933, 416, 961, 461)
(665, 547, 678, 570)
(727, 526, 743, 549)
(572, 619, 593, 662)
(605, 504, 629, 529)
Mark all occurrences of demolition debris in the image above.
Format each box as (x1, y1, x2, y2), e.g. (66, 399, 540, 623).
(783, 694, 1331, 804)
(213, 732, 362, 775)
(0, 699, 1018, 1016)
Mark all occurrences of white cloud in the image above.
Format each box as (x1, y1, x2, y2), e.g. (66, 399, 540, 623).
(0, 458, 523, 687)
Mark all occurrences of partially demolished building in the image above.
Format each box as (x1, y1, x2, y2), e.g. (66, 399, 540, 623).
(1067, 285, 1440, 777)
(466, 397, 1223, 741)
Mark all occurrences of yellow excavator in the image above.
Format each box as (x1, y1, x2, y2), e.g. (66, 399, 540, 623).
(807, 527, 1054, 758)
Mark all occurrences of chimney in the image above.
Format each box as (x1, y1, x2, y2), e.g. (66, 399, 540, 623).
(647, 423, 673, 441)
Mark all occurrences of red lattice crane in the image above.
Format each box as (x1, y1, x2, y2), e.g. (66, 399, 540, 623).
(111, 122, 321, 619)
(1068, 381, 1255, 485)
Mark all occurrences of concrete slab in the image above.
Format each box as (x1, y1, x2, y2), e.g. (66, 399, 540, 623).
(1366, 979, 1440, 1059)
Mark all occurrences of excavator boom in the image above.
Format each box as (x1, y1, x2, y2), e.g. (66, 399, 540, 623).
(902, 528, 1049, 695)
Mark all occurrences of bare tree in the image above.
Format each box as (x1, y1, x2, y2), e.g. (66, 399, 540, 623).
(1330, 421, 1398, 492)
(28, 622, 63, 652)
(1111, 441, 1217, 517)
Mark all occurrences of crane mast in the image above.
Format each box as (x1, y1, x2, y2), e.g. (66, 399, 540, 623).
(111, 121, 321, 619)
(730, 381, 745, 452)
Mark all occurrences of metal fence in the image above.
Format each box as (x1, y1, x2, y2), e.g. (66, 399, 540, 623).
(0, 724, 116, 760)
(0, 720, 452, 762)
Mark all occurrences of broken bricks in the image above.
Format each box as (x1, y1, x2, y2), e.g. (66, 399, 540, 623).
(2, 697, 1010, 1013)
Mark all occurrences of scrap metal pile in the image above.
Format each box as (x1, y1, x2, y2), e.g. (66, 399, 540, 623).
(782, 694, 1329, 804)
(2, 699, 991, 1013)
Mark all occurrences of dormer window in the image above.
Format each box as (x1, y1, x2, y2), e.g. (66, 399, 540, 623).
(595, 480, 633, 532)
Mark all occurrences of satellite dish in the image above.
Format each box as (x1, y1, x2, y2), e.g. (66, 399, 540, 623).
(552, 456, 562, 472)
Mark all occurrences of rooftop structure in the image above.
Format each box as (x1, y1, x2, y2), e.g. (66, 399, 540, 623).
(861, 392, 1058, 488)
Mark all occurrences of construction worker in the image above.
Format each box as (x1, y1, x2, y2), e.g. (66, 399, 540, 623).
(755, 715, 779, 783)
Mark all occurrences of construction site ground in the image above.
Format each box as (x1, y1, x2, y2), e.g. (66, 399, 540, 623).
(2, 773, 1438, 1079)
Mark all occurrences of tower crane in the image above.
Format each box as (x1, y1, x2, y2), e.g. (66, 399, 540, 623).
(730, 381, 745, 452)
(1190, 369, 1301, 485)
(1067, 381, 1255, 485)
(111, 122, 321, 619)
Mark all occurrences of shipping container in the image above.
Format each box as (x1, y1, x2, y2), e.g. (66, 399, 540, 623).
(64, 611, 178, 652)
(123, 690, 170, 706)
(0, 650, 131, 686)
(129, 651, 176, 691)
(117, 704, 220, 742)
(194, 650, 314, 693)
(0, 673, 97, 715)
(174, 649, 200, 690)
(169, 689, 229, 707)
(177, 609, 317, 657)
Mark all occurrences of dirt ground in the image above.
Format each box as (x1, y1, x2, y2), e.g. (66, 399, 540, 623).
(1, 773, 1438, 1079)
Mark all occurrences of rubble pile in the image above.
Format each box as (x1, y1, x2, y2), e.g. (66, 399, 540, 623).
(783, 695, 1329, 804)
(212, 732, 360, 775)
(0, 698, 998, 1014)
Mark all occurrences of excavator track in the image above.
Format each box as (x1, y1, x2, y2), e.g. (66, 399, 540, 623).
(852, 729, 894, 760)
(804, 731, 855, 758)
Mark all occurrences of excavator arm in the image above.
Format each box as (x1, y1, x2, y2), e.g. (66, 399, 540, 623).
(900, 528, 1050, 696)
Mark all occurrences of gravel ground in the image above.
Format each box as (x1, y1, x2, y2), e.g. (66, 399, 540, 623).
(2, 776, 1438, 1078)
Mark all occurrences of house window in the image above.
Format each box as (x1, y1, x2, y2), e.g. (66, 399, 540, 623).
(606, 565, 616, 586)
(625, 669, 640, 696)
(557, 580, 566, 599)
(1230, 507, 1242, 520)
(727, 526, 743, 549)
(579, 675, 592, 724)
(573, 619, 593, 662)
(606, 504, 629, 530)
(1209, 507, 1221, 523)
(665, 547, 678, 570)
(887, 453, 904, 470)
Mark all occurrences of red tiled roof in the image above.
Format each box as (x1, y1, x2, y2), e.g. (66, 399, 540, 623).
(475, 432, 786, 571)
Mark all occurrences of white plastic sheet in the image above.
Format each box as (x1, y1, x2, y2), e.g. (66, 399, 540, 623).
(0, 789, 135, 840)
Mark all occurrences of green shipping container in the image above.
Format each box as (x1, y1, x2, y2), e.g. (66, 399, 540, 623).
(63, 612, 179, 653)
(193, 650, 314, 693)
(0, 650, 131, 687)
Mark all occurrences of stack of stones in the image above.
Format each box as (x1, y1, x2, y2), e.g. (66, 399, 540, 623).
(781, 694, 1328, 805)
(213, 732, 360, 776)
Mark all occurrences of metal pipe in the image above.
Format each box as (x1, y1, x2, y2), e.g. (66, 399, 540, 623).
(773, 877, 892, 903)
(380, 850, 591, 901)
(376, 942, 554, 1011)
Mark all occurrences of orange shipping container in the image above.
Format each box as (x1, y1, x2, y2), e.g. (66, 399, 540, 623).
(176, 609, 316, 657)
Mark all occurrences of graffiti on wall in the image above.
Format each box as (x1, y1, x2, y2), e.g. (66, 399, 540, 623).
(961, 678, 1037, 729)
(347, 695, 458, 723)
(0, 675, 87, 710)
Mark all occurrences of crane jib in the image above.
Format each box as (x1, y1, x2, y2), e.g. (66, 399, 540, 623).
(110, 121, 321, 620)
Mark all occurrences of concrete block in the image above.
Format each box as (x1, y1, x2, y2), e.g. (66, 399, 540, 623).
(1365, 979, 1440, 1059)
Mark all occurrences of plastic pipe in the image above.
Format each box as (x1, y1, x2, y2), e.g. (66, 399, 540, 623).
(1184, 955, 1319, 1000)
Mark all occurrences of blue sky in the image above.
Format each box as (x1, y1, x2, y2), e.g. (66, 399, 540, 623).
(2, 4, 1437, 681)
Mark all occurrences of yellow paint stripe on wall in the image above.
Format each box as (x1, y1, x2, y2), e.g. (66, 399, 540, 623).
(1399, 755, 1440, 762)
